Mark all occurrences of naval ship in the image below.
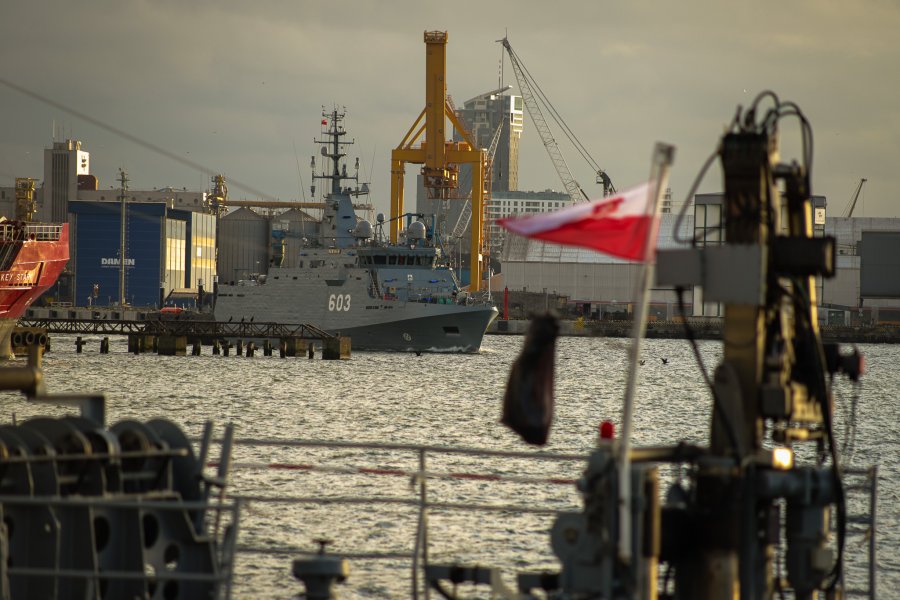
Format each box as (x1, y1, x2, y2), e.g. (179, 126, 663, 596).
(214, 109, 498, 352)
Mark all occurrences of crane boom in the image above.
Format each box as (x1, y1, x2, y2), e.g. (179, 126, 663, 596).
(450, 117, 505, 240)
(501, 37, 589, 203)
(842, 177, 867, 218)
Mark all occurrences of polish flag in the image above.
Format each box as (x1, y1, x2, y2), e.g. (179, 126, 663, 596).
(497, 182, 658, 262)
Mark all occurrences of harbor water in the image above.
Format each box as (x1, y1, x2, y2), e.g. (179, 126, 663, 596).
(3, 334, 897, 598)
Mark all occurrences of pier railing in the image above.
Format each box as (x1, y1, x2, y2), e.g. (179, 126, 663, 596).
(18, 317, 336, 341)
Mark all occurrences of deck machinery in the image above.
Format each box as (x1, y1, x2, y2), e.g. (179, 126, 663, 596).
(529, 97, 866, 599)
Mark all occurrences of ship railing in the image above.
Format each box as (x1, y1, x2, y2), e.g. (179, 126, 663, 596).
(0, 223, 64, 242)
(23, 223, 64, 241)
(211, 438, 879, 599)
(210, 436, 588, 599)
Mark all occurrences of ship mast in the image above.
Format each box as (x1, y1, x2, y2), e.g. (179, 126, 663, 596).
(311, 108, 365, 199)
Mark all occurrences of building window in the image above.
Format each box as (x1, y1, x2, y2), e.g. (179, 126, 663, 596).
(694, 203, 722, 246)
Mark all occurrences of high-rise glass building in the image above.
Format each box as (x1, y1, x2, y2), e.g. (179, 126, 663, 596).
(454, 87, 524, 192)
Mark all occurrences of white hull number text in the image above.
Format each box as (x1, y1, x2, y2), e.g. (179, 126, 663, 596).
(328, 294, 351, 312)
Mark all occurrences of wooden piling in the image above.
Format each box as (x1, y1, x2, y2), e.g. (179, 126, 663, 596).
(157, 335, 187, 356)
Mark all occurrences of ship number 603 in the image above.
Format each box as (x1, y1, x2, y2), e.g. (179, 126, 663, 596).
(328, 294, 351, 311)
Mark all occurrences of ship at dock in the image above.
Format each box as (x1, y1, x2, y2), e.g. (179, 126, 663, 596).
(0, 219, 69, 358)
(213, 108, 498, 353)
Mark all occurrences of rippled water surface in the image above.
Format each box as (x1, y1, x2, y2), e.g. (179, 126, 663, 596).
(3, 333, 897, 598)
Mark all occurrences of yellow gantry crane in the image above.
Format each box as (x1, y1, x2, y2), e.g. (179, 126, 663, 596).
(390, 31, 489, 291)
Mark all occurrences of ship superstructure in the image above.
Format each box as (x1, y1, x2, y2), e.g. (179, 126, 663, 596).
(214, 109, 497, 352)
(0, 220, 69, 357)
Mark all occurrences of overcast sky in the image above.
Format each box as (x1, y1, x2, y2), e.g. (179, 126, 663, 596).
(2, 0, 898, 218)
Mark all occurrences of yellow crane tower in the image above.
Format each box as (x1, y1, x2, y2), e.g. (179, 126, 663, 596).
(390, 31, 489, 291)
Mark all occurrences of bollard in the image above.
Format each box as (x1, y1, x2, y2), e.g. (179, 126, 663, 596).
(212, 339, 221, 355)
(27, 343, 43, 369)
(246, 342, 255, 358)
(76, 336, 85, 354)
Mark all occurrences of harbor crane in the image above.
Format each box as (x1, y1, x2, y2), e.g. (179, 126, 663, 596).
(841, 177, 867, 218)
(500, 36, 615, 201)
(390, 31, 490, 291)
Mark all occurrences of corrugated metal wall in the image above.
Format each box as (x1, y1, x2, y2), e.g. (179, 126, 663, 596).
(70, 201, 165, 307)
(218, 208, 269, 284)
(164, 219, 186, 294)
(189, 212, 216, 289)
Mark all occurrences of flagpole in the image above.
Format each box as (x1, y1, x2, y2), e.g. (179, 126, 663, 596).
(617, 143, 675, 563)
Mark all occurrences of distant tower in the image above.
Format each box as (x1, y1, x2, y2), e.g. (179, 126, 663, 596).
(43, 139, 90, 222)
(454, 87, 524, 192)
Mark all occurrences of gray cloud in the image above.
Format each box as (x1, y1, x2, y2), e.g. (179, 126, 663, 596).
(1, 0, 898, 215)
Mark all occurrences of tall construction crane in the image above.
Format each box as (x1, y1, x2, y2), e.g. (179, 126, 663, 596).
(391, 31, 489, 291)
(841, 177, 867, 218)
(500, 36, 615, 200)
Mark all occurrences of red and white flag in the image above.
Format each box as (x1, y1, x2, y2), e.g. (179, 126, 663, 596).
(497, 182, 658, 262)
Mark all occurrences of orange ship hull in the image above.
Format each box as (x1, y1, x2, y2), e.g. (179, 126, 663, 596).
(0, 222, 70, 357)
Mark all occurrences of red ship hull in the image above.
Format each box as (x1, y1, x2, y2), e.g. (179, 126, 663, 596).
(0, 222, 70, 358)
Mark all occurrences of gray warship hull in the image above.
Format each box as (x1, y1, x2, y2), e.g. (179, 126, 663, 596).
(214, 259, 498, 353)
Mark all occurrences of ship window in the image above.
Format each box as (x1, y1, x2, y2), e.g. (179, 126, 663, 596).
(389, 256, 397, 265)
(373, 255, 386, 265)
(298, 261, 304, 268)
(443, 326, 460, 335)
